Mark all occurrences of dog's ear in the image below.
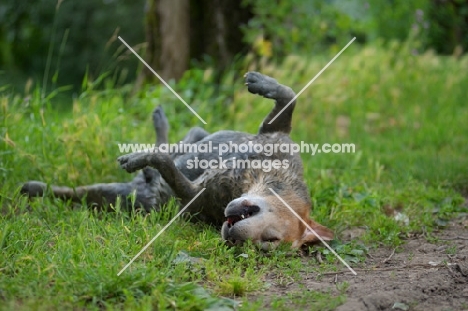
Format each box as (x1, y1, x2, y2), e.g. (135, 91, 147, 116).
(298, 219, 334, 245)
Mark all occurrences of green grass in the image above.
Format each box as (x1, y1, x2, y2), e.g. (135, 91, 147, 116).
(1, 43, 468, 309)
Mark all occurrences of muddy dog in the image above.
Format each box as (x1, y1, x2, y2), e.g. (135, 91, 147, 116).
(21, 71, 333, 249)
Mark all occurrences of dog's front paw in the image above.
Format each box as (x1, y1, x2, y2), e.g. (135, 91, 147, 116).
(244, 71, 279, 99)
(118, 152, 151, 173)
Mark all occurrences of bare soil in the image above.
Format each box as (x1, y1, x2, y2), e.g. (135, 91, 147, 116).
(250, 214, 468, 311)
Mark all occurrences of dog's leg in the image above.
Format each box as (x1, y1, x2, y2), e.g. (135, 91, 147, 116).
(153, 106, 169, 145)
(21, 181, 135, 209)
(21, 107, 176, 211)
(165, 127, 210, 160)
(153, 105, 209, 159)
(244, 71, 296, 134)
(118, 151, 201, 206)
(180, 127, 209, 144)
(153, 105, 209, 146)
(120, 107, 209, 215)
(21, 171, 173, 212)
(145, 105, 169, 182)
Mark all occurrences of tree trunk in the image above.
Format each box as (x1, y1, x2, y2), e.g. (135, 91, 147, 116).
(190, 0, 253, 70)
(138, 0, 252, 87)
(428, 0, 468, 55)
(142, 0, 190, 83)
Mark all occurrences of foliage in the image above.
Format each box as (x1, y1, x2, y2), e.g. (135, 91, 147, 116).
(1, 0, 467, 94)
(0, 0, 145, 92)
(363, 0, 429, 42)
(241, 0, 362, 57)
(426, 0, 468, 55)
(242, 0, 467, 58)
(1, 44, 467, 309)
(365, 0, 468, 55)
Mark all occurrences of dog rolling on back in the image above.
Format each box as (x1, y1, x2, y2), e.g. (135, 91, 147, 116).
(22, 72, 333, 249)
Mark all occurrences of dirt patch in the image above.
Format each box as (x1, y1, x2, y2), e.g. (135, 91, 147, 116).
(250, 215, 468, 310)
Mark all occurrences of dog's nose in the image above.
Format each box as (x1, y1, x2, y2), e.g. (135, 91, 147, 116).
(225, 198, 260, 218)
(225, 198, 260, 228)
(243, 199, 253, 205)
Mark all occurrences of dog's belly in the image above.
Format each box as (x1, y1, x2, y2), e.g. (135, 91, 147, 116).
(169, 130, 303, 224)
(173, 130, 297, 179)
(172, 130, 253, 180)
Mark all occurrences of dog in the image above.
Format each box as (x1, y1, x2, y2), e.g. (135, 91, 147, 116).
(21, 71, 334, 249)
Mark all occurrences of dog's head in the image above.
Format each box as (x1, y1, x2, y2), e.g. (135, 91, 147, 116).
(221, 193, 333, 250)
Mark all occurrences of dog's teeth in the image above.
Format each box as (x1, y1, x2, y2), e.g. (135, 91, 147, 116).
(241, 214, 245, 219)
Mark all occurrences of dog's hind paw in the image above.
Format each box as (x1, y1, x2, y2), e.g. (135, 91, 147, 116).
(117, 152, 151, 173)
(244, 71, 279, 99)
(21, 181, 47, 197)
(152, 106, 169, 134)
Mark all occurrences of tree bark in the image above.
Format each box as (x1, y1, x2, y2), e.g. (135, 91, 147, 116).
(142, 0, 190, 83)
(138, 0, 252, 87)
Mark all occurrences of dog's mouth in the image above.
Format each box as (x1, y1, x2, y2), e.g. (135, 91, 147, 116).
(226, 205, 260, 228)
